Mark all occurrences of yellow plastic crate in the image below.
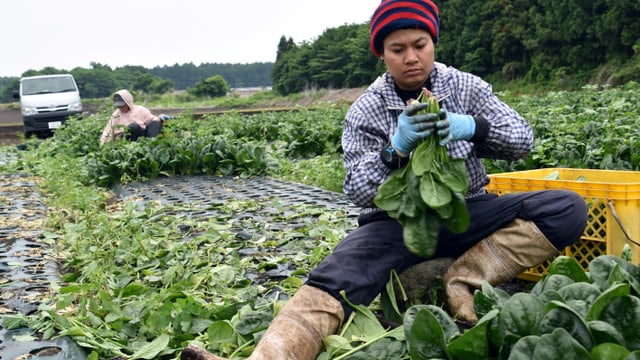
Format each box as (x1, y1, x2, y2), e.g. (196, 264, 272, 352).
(486, 168, 640, 281)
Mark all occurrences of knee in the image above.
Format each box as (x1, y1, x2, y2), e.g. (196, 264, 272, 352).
(145, 120, 162, 138)
(523, 190, 588, 249)
(558, 190, 588, 231)
(126, 124, 143, 140)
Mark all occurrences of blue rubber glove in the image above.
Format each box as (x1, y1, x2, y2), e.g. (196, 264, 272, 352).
(391, 102, 440, 155)
(436, 110, 476, 145)
(159, 114, 175, 121)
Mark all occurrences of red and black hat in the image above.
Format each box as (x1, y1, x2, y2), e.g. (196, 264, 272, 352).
(370, 0, 440, 57)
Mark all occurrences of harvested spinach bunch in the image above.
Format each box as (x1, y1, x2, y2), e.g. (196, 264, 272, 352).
(374, 91, 470, 257)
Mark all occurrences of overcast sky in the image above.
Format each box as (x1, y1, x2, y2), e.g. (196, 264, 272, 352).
(2, 0, 377, 77)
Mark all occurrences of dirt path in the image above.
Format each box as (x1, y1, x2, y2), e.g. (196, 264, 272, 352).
(0, 109, 22, 145)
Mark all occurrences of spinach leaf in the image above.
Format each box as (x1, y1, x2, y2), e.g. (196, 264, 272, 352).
(374, 91, 470, 258)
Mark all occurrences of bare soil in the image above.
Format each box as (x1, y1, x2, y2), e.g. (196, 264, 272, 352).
(0, 88, 366, 146)
(0, 125, 22, 145)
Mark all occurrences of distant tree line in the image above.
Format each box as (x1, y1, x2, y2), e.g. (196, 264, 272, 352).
(270, 0, 639, 95)
(149, 62, 273, 90)
(271, 24, 384, 95)
(0, 62, 274, 103)
(1, 0, 638, 102)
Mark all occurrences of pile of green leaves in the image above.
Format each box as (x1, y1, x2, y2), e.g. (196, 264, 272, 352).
(398, 246, 640, 359)
(374, 93, 470, 257)
(0, 190, 353, 359)
(315, 246, 640, 359)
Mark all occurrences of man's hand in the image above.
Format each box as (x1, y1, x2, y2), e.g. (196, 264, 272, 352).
(391, 102, 440, 155)
(436, 110, 476, 145)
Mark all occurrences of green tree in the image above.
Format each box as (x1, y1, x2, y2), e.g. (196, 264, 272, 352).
(459, 1, 492, 74)
(494, 0, 539, 80)
(276, 35, 296, 61)
(272, 44, 312, 95)
(188, 75, 229, 98)
(71, 67, 118, 99)
(439, 0, 474, 67)
(527, 0, 604, 82)
(133, 73, 156, 94)
(22, 67, 66, 77)
(0, 78, 19, 103)
(342, 23, 381, 87)
(307, 24, 375, 89)
(133, 73, 174, 95)
(596, 0, 640, 60)
(272, 23, 379, 95)
(272, 36, 299, 94)
(150, 78, 174, 94)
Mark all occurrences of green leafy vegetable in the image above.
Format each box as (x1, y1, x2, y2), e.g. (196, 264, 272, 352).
(374, 90, 470, 257)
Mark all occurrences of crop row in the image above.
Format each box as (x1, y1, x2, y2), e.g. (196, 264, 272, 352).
(19, 83, 638, 189)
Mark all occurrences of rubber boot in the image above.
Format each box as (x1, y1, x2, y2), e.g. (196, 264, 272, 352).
(396, 257, 454, 308)
(181, 285, 344, 360)
(443, 218, 559, 325)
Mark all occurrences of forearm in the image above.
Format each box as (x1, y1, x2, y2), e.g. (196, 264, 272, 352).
(474, 103, 533, 159)
(460, 88, 533, 159)
(100, 123, 113, 144)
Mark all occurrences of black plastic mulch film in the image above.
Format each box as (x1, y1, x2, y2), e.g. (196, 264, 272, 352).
(112, 176, 360, 291)
(0, 168, 87, 359)
(1, 148, 359, 359)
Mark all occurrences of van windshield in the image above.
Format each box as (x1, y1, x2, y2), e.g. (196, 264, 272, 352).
(22, 77, 77, 96)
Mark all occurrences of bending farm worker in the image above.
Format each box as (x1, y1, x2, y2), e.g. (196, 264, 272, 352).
(181, 0, 588, 359)
(99, 89, 163, 144)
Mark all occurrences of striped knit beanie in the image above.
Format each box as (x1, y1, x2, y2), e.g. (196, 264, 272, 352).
(370, 0, 440, 57)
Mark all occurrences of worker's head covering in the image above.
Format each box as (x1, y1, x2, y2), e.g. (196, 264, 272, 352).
(113, 94, 126, 107)
(369, 0, 440, 57)
(113, 89, 134, 108)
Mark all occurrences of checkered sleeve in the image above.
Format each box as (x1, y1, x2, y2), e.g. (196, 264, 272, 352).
(435, 64, 534, 196)
(438, 67, 533, 160)
(342, 91, 396, 208)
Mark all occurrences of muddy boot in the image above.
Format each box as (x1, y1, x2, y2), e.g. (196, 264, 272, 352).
(181, 346, 224, 360)
(181, 285, 344, 360)
(443, 218, 559, 325)
(396, 257, 454, 307)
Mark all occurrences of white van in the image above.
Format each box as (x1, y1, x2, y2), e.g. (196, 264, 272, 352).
(13, 74, 83, 137)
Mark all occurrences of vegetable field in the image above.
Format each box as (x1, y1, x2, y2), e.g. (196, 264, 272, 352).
(1, 83, 640, 359)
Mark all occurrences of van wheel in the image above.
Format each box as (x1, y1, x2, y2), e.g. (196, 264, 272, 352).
(25, 131, 34, 139)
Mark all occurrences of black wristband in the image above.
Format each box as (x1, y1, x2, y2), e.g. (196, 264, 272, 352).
(470, 117, 489, 144)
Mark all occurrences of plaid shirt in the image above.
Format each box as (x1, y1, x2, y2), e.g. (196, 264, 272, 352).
(342, 62, 533, 209)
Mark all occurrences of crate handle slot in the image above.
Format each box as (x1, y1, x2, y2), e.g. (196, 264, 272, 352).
(608, 200, 640, 247)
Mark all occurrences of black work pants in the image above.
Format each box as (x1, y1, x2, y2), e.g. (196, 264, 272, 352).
(306, 190, 587, 316)
(126, 120, 163, 141)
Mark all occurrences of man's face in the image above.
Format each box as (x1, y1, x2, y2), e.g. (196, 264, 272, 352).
(380, 28, 435, 91)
